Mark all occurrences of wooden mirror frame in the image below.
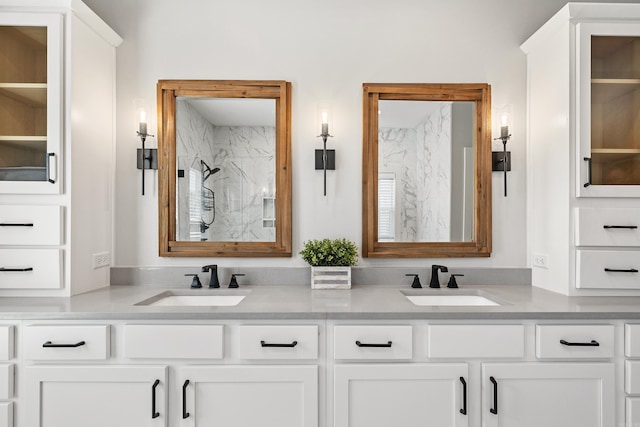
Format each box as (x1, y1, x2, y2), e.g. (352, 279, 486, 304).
(362, 83, 492, 258)
(158, 80, 292, 257)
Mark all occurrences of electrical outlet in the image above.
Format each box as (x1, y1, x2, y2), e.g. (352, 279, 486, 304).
(93, 252, 111, 269)
(533, 253, 549, 269)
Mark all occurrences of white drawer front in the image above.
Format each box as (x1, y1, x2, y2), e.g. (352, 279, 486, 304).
(627, 361, 640, 395)
(0, 205, 63, 246)
(536, 324, 614, 359)
(577, 250, 640, 289)
(0, 249, 62, 289)
(0, 365, 12, 400)
(575, 208, 640, 247)
(24, 325, 109, 360)
(0, 327, 13, 361)
(428, 324, 524, 358)
(238, 325, 318, 359)
(334, 325, 412, 360)
(125, 324, 223, 359)
(0, 403, 12, 427)
(627, 324, 640, 358)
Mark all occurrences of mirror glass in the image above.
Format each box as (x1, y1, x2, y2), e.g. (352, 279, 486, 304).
(377, 100, 475, 243)
(362, 83, 492, 258)
(158, 80, 292, 257)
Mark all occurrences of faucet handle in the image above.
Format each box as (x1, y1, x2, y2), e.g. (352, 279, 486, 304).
(405, 274, 422, 288)
(447, 274, 464, 289)
(229, 273, 245, 288)
(184, 273, 202, 289)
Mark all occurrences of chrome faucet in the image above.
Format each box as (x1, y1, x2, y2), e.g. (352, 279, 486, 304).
(429, 265, 449, 288)
(201, 264, 219, 288)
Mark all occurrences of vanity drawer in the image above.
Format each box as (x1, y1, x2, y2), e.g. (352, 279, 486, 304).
(575, 208, 640, 247)
(627, 361, 640, 394)
(0, 365, 13, 400)
(0, 403, 12, 427)
(0, 327, 13, 361)
(0, 249, 62, 289)
(125, 324, 224, 359)
(23, 325, 109, 361)
(576, 250, 640, 289)
(0, 205, 62, 246)
(334, 325, 412, 360)
(238, 325, 318, 359)
(428, 324, 524, 358)
(536, 324, 614, 359)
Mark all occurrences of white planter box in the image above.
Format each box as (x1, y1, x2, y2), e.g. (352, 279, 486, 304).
(311, 266, 351, 289)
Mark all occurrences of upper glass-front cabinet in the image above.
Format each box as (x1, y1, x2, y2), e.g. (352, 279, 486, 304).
(578, 22, 640, 197)
(0, 13, 62, 194)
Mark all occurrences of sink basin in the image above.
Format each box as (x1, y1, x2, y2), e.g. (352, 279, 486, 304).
(401, 291, 501, 306)
(135, 291, 249, 307)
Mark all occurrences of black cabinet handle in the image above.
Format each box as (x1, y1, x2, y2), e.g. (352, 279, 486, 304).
(43, 340, 86, 348)
(0, 267, 33, 272)
(355, 340, 392, 348)
(583, 157, 591, 187)
(560, 339, 600, 347)
(603, 225, 638, 230)
(151, 379, 160, 419)
(182, 380, 190, 419)
(0, 223, 34, 227)
(46, 152, 56, 184)
(260, 340, 298, 348)
(604, 268, 638, 273)
(489, 376, 498, 414)
(459, 377, 467, 415)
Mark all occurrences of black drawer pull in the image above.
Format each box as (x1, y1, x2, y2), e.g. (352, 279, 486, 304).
(604, 268, 638, 273)
(260, 340, 298, 348)
(151, 379, 160, 419)
(583, 157, 592, 187)
(489, 376, 498, 414)
(0, 267, 33, 272)
(459, 377, 467, 415)
(603, 225, 638, 230)
(182, 380, 190, 419)
(560, 339, 599, 347)
(43, 340, 86, 348)
(0, 223, 34, 227)
(355, 340, 392, 348)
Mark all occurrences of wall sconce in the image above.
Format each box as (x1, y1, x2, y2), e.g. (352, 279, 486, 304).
(315, 104, 335, 196)
(492, 110, 512, 197)
(135, 109, 157, 196)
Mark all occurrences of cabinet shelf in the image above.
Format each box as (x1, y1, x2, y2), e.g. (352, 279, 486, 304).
(591, 148, 640, 162)
(591, 79, 640, 104)
(0, 83, 47, 107)
(0, 136, 47, 151)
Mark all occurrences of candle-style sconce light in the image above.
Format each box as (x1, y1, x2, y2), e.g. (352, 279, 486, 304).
(492, 110, 512, 197)
(136, 108, 157, 196)
(315, 104, 335, 196)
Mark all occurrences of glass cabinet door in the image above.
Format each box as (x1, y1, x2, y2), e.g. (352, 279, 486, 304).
(578, 22, 640, 197)
(0, 13, 61, 194)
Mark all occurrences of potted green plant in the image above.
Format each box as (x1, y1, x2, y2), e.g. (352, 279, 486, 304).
(300, 238, 358, 289)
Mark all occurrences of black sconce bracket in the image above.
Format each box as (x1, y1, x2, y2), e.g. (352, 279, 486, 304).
(315, 149, 335, 170)
(492, 151, 511, 172)
(137, 148, 158, 170)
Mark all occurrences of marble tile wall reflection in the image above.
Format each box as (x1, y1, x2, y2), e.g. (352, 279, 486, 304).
(176, 99, 276, 242)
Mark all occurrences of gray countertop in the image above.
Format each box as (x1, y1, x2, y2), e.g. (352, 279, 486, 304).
(2, 284, 640, 320)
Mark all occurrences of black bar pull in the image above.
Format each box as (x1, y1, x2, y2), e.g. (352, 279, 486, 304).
(0, 267, 33, 272)
(603, 225, 638, 230)
(459, 377, 467, 415)
(604, 268, 639, 273)
(151, 379, 160, 419)
(0, 223, 34, 227)
(46, 152, 56, 184)
(355, 340, 392, 348)
(42, 340, 86, 348)
(260, 340, 298, 348)
(583, 157, 591, 187)
(182, 380, 190, 419)
(490, 376, 498, 414)
(560, 339, 600, 347)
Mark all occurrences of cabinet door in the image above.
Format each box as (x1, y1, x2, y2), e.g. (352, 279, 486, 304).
(0, 13, 62, 194)
(577, 22, 640, 197)
(482, 363, 614, 427)
(180, 365, 317, 427)
(23, 365, 167, 427)
(334, 363, 468, 427)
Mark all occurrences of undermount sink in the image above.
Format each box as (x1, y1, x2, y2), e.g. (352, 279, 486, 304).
(401, 291, 501, 306)
(135, 290, 250, 307)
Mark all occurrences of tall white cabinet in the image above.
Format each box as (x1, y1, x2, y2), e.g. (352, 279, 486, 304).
(0, 0, 122, 296)
(522, 3, 640, 296)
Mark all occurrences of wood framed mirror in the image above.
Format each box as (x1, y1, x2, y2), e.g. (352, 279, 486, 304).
(158, 80, 292, 257)
(362, 83, 492, 258)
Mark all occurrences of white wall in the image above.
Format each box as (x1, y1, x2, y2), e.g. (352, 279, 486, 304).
(83, 0, 636, 269)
